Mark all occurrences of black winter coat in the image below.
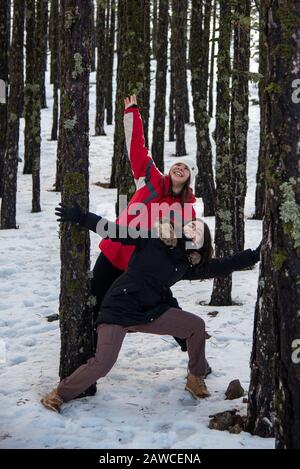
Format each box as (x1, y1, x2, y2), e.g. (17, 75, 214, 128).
(82, 213, 259, 327)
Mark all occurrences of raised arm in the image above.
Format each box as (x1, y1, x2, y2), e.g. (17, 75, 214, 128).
(183, 248, 260, 281)
(123, 96, 161, 189)
(55, 202, 149, 246)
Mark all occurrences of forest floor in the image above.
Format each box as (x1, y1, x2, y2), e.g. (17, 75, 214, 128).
(0, 59, 274, 448)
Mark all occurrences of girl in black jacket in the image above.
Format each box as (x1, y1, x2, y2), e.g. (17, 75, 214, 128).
(41, 203, 261, 412)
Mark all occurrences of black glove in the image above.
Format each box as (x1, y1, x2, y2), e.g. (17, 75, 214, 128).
(55, 201, 85, 225)
(251, 241, 262, 263)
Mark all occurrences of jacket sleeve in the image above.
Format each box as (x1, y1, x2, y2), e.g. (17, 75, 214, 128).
(123, 106, 162, 189)
(183, 249, 258, 281)
(80, 212, 149, 246)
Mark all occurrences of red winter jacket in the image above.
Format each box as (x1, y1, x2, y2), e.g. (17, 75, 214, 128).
(99, 106, 196, 271)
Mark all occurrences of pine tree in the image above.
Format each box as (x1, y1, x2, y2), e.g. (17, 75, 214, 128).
(151, 0, 169, 172)
(208, 0, 217, 118)
(190, 0, 216, 216)
(111, 0, 151, 208)
(50, 0, 59, 140)
(95, 0, 107, 136)
(210, 0, 233, 306)
(171, 0, 187, 156)
(105, 0, 115, 125)
(230, 0, 251, 251)
(0, 0, 9, 198)
(152, 0, 158, 59)
(247, 1, 300, 447)
(58, 0, 95, 396)
(1, 0, 25, 229)
(253, 0, 267, 220)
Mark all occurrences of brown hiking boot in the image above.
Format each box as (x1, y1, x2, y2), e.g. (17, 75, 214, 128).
(185, 373, 210, 399)
(41, 388, 63, 413)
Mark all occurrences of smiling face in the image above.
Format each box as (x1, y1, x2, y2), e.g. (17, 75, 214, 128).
(169, 163, 190, 187)
(183, 219, 205, 250)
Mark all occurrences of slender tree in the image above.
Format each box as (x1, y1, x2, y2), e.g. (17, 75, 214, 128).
(247, 0, 300, 447)
(168, 21, 175, 142)
(95, 0, 107, 136)
(90, 0, 96, 72)
(210, 0, 233, 306)
(208, 0, 217, 118)
(183, 0, 190, 124)
(50, 0, 59, 140)
(58, 0, 95, 396)
(230, 0, 251, 252)
(190, 0, 215, 216)
(253, 0, 267, 220)
(0, 0, 9, 198)
(105, 0, 115, 125)
(151, 0, 169, 172)
(111, 0, 151, 207)
(152, 0, 158, 58)
(1, 0, 25, 229)
(171, 0, 187, 155)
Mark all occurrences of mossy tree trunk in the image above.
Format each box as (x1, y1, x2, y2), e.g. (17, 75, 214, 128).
(247, 1, 300, 448)
(1, 0, 25, 229)
(0, 0, 9, 198)
(253, 0, 267, 220)
(230, 0, 251, 252)
(90, 0, 96, 72)
(55, 0, 66, 191)
(50, 0, 59, 140)
(105, 0, 115, 125)
(168, 22, 175, 143)
(36, 0, 49, 109)
(95, 0, 107, 136)
(151, 0, 169, 173)
(208, 0, 217, 118)
(190, 0, 216, 216)
(171, 0, 187, 156)
(183, 0, 190, 125)
(210, 0, 234, 306)
(58, 0, 95, 396)
(111, 0, 151, 210)
(152, 0, 158, 59)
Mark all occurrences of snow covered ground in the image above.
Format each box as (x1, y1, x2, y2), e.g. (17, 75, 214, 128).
(0, 53, 274, 449)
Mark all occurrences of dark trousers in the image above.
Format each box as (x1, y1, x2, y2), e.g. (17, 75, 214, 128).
(57, 308, 206, 402)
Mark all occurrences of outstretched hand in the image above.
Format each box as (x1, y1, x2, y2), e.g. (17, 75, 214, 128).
(124, 94, 137, 110)
(55, 201, 84, 224)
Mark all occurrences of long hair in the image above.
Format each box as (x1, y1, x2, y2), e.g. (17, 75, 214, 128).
(186, 222, 214, 266)
(161, 174, 194, 206)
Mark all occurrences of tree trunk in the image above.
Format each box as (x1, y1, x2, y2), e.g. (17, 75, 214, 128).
(172, 0, 187, 156)
(152, 0, 158, 59)
(90, 0, 96, 72)
(210, 0, 233, 306)
(50, 0, 59, 141)
(37, 0, 49, 109)
(168, 23, 175, 143)
(1, 0, 25, 229)
(59, 0, 95, 397)
(230, 0, 251, 252)
(253, 1, 267, 220)
(247, 1, 300, 448)
(0, 0, 9, 198)
(183, 0, 190, 124)
(95, 0, 107, 136)
(55, 0, 66, 191)
(151, 0, 169, 173)
(190, 0, 216, 216)
(208, 0, 217, 118)
(106, 0, 115, 125)
(111, 0, 151, 209)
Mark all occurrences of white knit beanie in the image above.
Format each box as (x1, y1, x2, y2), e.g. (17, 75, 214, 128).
(167, 157, 198, 185)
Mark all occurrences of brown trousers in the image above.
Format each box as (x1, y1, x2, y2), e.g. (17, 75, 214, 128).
(57, 307, 206, 402)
